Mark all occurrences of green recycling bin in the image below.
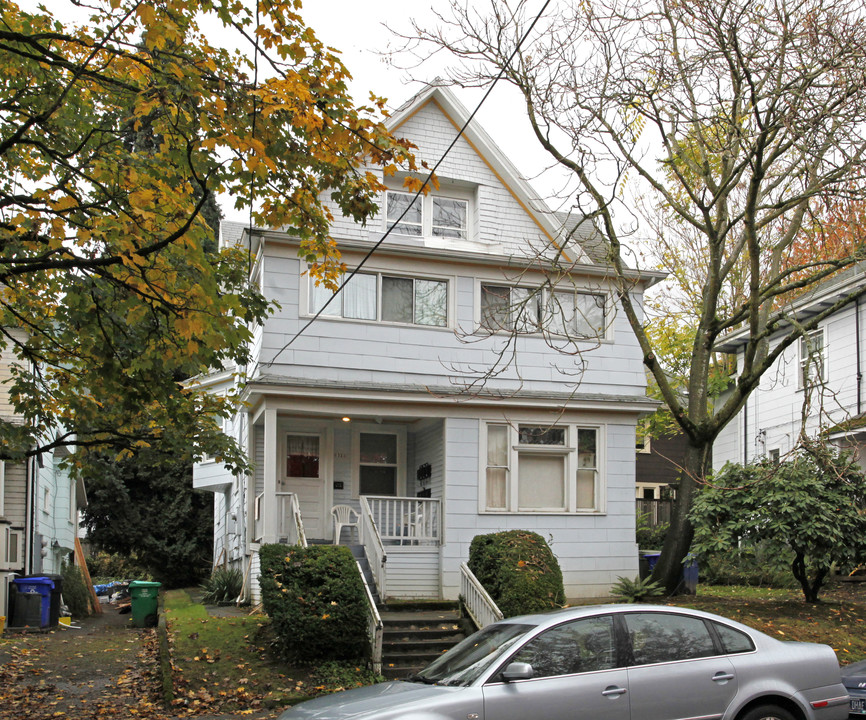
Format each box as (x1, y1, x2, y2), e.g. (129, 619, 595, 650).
(128, 580, 161, 628)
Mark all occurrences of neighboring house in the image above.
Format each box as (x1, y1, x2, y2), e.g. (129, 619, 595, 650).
(193, 86, 662, 602)
(635, 431, 686, 528)
(714, 266, 866, 471)
(0, 332, 86, 620)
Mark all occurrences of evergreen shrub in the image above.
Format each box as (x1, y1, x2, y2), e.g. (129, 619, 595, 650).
(259, 543, 369, 662)
(61, 563, 91, 618)
(468, 530, 565, 617)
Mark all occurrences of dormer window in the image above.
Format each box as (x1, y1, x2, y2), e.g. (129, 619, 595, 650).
(385, 190, 469, 241)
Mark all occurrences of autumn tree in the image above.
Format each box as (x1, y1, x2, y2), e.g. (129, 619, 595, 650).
(409, 0, 866, 592)
(0, 0, 417, 470)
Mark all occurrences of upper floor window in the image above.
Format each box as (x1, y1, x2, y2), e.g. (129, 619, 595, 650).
(386, 191, 469, 241)
(311, 271, 448, 327)
(481, 284, 607, 338)
(798, 328, 826, 388)
(484, 422, 603, 513)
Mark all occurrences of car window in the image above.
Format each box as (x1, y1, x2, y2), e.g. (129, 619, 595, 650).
(712, 621, 755, 654)
(510, 615, 616, 679)
(624, 612, 716, 665)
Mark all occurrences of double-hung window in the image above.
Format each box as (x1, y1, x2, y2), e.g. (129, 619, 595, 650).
(484, 423, 602, 513)
(798, 328, 826, 388)
(311, 272, 448, 327)
(481, 284, 607, 338)
(386, 190, 469, 240)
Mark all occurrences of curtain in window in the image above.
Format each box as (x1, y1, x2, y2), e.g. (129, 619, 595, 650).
(481, 285, 510, 330)
(518, 454, 565, 510)
(343, 273, 377, 320)
(486, 425, 508, 509)
(310, 279, 339, 316)
(512, 287, 540, 332)
(286, 435, 320, 478)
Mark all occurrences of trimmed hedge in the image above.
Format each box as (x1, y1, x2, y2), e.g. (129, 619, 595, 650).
(259, 543, 369, 662)
(468, 530, 565, 617)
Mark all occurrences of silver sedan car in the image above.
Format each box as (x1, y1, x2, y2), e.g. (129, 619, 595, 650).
(279, 604, 849, 720)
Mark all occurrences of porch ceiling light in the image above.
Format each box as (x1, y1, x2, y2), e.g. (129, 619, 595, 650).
(342, 417, 351, 422)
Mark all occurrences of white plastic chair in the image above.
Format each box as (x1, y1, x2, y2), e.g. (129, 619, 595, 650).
(331, 504, 360, 544)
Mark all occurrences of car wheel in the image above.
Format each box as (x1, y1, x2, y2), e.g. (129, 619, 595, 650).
(739, 705, 796, 720)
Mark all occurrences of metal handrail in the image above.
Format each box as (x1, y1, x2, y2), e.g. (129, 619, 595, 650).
(460, 562, 504, 629)
(356, 561, 383, 674)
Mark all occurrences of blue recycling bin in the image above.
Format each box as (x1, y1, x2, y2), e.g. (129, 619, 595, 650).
(644, 552, 661, 572)
(683, 554, 699, 594)
(13, 576, 54, 628)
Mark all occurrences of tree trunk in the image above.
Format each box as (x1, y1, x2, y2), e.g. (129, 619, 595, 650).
(650, 443, 709, 595)
(792, 552, 827, 603)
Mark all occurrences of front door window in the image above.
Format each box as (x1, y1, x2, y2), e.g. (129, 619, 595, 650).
(286, 434, 319, 478)
(359, 433, 397, 495)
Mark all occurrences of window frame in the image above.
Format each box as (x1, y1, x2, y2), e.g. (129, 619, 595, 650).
(479, 282, 609, 340)
(351, 424, 407, 499)
(308, 270, 451, 329)
(798, 327, 827, 389)
(384, 189, 471, 241)
(481, 422, 605, 514)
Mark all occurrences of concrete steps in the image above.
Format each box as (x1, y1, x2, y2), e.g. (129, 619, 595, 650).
(380, 608, 467, 680)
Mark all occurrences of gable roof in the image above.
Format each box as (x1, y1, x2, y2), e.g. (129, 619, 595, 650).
(388, 84, 592, 265)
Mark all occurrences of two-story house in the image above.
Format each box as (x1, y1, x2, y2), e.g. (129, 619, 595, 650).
(714, 265, 866, 471)
(194, 86, 662, 603)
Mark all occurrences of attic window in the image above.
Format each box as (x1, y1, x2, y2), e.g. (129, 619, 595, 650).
(385, 190, 468, 240)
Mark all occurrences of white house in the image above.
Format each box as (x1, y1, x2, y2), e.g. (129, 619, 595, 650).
(714, 266, 866, 471)
(193, 86, 662, 603)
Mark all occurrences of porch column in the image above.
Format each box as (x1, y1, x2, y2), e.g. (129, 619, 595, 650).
(262, 406, 279, 543)
(244, 408, 255, 553)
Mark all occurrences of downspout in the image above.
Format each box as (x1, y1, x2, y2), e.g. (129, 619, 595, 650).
(856, 296, 862, 416)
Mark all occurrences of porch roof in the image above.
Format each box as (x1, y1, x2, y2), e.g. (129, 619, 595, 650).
(242, 374, 659, 413)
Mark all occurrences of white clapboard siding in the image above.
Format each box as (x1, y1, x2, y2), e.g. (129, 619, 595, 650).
(383, 547, 440, 600)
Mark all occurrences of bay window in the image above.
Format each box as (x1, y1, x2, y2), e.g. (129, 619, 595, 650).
(310, 271, 448, 327)
(484, 423, 602, 513)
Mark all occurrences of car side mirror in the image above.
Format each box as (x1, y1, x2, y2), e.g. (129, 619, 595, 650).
(501, 662, 534, 682)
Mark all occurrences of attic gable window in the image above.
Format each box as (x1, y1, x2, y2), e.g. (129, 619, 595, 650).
(385, 190, 468, 240)
(481, 284, 607, 338)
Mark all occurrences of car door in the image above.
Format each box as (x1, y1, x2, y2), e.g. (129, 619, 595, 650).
(622, 611, 738, 720)
(482, 614, 630, 720)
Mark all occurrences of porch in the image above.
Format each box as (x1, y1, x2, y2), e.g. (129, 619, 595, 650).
(253, 492, 442, 602)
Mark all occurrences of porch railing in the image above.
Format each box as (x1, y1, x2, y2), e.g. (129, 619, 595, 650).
(364, 496, 441, 545)
(357, 561, 383, 674)
(253, 492, 307, 547)
(359, 496, 388, 601)
(460, 562, 503, 630)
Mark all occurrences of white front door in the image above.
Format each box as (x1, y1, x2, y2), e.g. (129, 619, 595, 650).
(281, 433, 329, 540)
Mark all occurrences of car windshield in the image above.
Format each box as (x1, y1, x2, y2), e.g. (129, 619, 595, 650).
(412, 622, 535, 687)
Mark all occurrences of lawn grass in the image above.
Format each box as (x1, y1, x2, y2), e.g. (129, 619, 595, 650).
(664, 583, 866, 664)
(163, 589, 379, 714)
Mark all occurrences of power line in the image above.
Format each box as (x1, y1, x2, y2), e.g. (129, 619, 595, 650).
(265, 0, 552, 368)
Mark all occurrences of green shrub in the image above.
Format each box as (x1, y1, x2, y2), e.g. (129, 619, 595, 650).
(610, 575, 664, 603)
(636, 516, 669, 550)
(61, 563, 91, 618)
(468, 530, 565, 617)
(259, 543, 369, 663)
(201, 567, 243, 604)
(699, 543, 798, 588)
(85, 550, 151, 582)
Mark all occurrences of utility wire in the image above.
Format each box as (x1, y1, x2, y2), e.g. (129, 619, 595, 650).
(265, 0, 552, 367)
